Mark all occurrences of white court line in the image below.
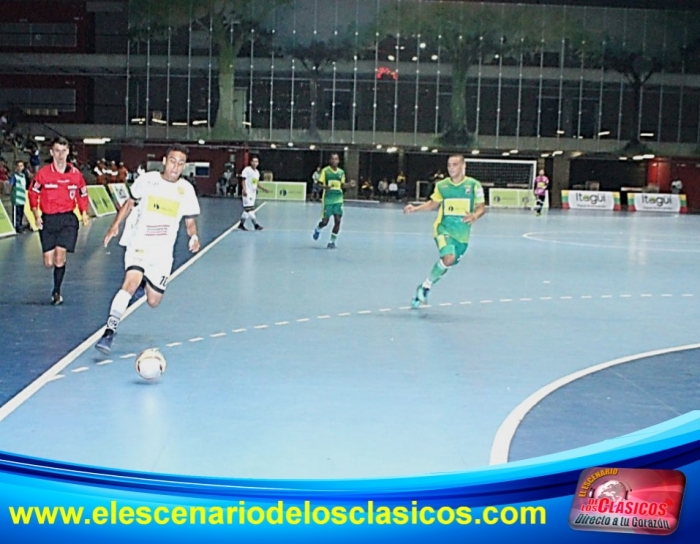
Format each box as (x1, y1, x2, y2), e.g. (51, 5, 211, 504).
(519, 298, 531, 302)
(96, 360, 112, 366)
(47, 375, 65, 383)
(522, 231, 700, 254)
(14, 282, 692, 406)
(166, 342, 182, 347)
(489, 342, 700, 466)
(120, 353, 137, 359)
(71, 367, 89, 374)
(0, 204, 266, 423)
(265, 227, 520, 240)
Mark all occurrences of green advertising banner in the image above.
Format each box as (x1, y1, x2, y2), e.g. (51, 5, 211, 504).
(87, 186, 117, 217)
(489, 188, 522, 208)
(254, 182, 307, 201)
(0, 204, 16, 238)
(489, 188, 548, 209)
(257, 182, 277, 200)
(275, 182, 307, 201)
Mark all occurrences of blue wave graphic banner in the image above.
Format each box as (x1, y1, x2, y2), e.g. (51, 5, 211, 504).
(2, 412, 700, 543)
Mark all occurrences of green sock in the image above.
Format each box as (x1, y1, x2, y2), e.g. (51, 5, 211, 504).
(424, 260, 449, 288)
(330, 233, 338, 243)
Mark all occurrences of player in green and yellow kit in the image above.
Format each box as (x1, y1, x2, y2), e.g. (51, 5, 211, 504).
(312, 152, 355, 249)
(403, 154, 486, 308)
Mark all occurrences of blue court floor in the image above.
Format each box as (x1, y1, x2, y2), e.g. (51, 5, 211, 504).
(0, 201, 698, 479)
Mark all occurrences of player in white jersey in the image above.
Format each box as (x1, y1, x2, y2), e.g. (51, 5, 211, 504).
(95, 144, 200, 354)
(237, 155, 269, 231)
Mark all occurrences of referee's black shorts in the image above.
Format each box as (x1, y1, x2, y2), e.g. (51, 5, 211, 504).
(40, 212, 79, 253)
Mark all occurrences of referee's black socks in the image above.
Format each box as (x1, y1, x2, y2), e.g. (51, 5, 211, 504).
(53, 264, 66, 295)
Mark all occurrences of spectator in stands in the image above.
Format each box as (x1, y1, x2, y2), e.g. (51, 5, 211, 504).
(29, 147, 41, 173)
(217, 175, 228, 197)
(311, 166, 322, 202)
(0, 159, 9, 193)
(117, 162, 129, 183)
(108, 161, 119, 183)
(0, 112, 9, 135)
(361, 178, 374, 199)
(221, 163, 235, 197)
(388, 179, 399, 200)
(377, 178, 389, 200)
(94, 160, 107, 185)
(13, 131, 24, 150)
(397, 173, 407, 201)
(671, 178, 683, 195)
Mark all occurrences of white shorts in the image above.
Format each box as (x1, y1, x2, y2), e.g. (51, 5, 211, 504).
(242, 195, 257, 208)
(124, 247, 174, 293)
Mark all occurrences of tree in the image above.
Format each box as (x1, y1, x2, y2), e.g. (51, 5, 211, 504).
(569, 9, 700, 153)
(603, 41, 663, 150)
(128, 0, 288, 138)
(377, 2, 548, 147)
(284, 38, 351, 139)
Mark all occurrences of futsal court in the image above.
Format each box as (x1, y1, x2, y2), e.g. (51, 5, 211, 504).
(0, 200, 698, 480)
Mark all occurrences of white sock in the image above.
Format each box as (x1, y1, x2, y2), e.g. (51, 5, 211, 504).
(108, 289, 132, 330)
(248, 210, 257, 222)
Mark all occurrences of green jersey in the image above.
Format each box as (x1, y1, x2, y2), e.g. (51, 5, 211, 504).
(10, 172, 28, 206)
(430, 176, 485, 243)
(319, 166, 345, 205)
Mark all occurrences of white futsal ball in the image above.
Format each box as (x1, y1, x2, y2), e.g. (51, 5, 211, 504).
(135, 348, 167, 380)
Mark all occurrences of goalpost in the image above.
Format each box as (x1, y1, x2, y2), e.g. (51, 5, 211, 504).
(416, 158, 538, 207)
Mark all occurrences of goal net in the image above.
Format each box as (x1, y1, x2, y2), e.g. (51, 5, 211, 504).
(415, 158, 537, 201)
